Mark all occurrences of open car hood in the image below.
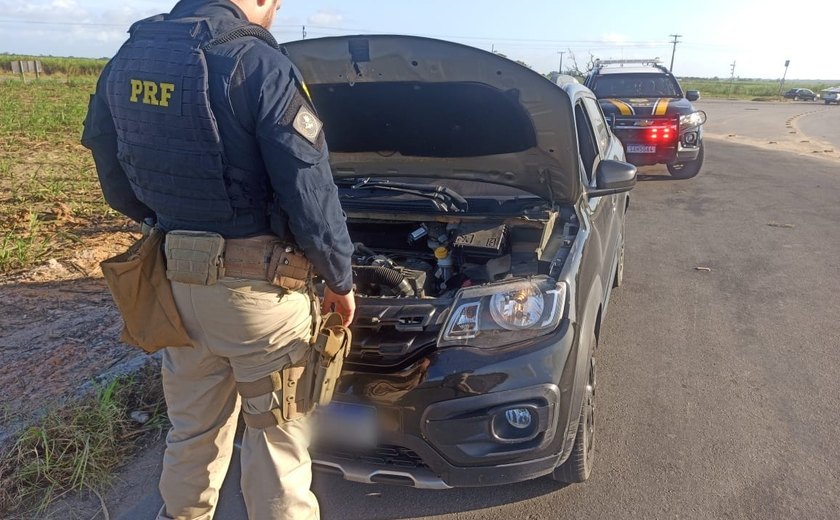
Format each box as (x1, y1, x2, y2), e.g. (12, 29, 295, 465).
(283, 36, 580, 203)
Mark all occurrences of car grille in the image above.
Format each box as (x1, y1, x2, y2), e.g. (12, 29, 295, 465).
(349, 301, 451, 365)
(315, 444, 429, 470)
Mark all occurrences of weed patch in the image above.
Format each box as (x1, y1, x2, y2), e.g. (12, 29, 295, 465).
(0, 365, 168, 516)
(0, 77, 127, 274)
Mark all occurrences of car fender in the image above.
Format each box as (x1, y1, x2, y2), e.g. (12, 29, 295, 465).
(557, 274, 603, 463)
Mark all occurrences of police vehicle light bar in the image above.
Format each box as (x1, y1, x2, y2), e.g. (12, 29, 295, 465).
(595, 58, 662, 67)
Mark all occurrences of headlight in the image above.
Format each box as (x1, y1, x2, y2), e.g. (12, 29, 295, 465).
(679, 111, 707, 131)
(439, 277, 567, 349)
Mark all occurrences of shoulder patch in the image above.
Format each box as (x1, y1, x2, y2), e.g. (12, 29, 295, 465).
(292, 105, 323, 144)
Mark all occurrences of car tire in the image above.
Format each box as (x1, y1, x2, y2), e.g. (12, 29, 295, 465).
(667, 141, 704, 179)
(551, 381, 595, 484)
(794, 95, 799, 101)
(551, 343, 597, 485)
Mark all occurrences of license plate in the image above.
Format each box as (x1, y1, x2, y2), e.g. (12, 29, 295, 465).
(314, 402, 378, 448)
(627, 144, 656, 153)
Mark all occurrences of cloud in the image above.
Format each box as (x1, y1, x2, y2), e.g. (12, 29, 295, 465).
(307, 9, 343, 27)
(0, 0, 92, 22)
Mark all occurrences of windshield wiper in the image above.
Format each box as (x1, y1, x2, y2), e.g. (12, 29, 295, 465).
(339, 178, 469, 213)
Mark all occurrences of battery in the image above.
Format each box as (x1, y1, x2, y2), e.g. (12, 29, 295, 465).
(453, 223, 508, 263)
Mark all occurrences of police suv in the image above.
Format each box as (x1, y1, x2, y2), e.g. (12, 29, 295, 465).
(584, 59, 707, 179)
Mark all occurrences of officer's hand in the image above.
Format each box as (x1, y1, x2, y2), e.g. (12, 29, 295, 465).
(322, 287, 356, 327)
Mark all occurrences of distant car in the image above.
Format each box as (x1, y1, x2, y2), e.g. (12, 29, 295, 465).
(783, 88, 817, 101)
(286, 35, 637, 489)
(583, 59, 706, 179)
(821, 88, 840, 105)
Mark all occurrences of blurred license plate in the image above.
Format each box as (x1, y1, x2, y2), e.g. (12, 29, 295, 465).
(314, 402, 378, 448)
(627, 144, 656, 153)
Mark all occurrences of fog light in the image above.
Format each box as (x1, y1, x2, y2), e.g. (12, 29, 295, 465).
(684, 132, 697, 144)
(505, 408, 533, 429)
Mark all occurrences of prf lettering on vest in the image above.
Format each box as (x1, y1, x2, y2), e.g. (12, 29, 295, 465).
(129, 79, 176, 107)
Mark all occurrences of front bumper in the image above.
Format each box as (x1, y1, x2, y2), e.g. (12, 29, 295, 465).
(311, 322, 578, 488)
(619, 132, 702, 166)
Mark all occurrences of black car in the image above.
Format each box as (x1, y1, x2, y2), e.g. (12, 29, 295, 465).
(286, 36, 636, 488)
(584, 59, 706, 179)
(783, 88, 817, 101)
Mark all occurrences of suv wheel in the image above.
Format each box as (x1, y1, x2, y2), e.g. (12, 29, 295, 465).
(667, 141, 704, 179)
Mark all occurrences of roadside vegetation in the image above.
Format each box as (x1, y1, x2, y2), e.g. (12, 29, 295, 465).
(680, 77, 835, 100)
(0, 54, 108, 77)
(0, 366, 168, 516)
(0, 75, 125, 274)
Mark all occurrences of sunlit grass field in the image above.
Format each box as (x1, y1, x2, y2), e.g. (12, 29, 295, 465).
(680, 77, 836, 100)
(0, 76, 122, 273)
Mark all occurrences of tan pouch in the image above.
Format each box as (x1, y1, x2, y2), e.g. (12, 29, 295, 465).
(311, 312, 352, 407)
(164, 230, 225, 285)
(268, 244, 311, 291)
(100, 228, 193, 353)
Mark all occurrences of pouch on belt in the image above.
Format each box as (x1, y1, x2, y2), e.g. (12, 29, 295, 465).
(100, 228, 193, 352)
(164, 230, 225, 285)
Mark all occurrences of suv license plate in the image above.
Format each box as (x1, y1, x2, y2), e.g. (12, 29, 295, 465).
(627, 144, 656, 153)
(314, 402, 378, 448)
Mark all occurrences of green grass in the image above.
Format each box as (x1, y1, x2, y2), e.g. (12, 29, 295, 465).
(1, 54, 107, 77)
(680, 77, 835, 100)
(0, 367, 168, 515)
(0, 76, 122, 273)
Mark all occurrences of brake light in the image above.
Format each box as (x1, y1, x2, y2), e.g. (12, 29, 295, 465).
(646, 124, 677, 144)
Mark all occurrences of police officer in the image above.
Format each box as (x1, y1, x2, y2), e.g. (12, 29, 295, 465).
(82, 0, 355, 518)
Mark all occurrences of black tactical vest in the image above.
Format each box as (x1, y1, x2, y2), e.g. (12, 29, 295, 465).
(106, 18, 233, 222)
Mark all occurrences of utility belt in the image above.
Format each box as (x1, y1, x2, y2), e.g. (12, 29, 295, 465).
(163, 230, 311, 291)
(163, 230, 351, 426)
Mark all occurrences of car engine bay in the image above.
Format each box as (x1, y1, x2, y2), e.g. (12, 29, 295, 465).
(346, 214, 578, 299)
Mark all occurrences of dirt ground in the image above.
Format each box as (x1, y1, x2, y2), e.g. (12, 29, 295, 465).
(0, 228, 149, 445)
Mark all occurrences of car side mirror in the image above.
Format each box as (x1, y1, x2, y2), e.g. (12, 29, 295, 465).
(607, 113, 616, 129)
(588, 160, 637, 198)
(686, 90, 701, 102)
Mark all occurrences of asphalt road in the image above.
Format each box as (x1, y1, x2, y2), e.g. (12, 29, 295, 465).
(697, 99, 840, 161)
(112, 102, 840, 520)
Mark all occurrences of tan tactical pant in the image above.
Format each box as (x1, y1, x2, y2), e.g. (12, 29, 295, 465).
(156, 278, 319, 520)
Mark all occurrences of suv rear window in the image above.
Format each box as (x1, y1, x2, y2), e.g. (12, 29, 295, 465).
(590, 73, 681, 98)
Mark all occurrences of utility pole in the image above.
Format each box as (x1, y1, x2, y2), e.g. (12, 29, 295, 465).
(558, 51, 566, 75)
(778, 59, 790, 97)
(302, 25, 307, 39)
(728, 60, 737, 98)
(669, 34, 682, 73)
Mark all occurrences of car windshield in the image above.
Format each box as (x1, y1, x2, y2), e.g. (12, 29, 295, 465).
(591, 73, 681, 98)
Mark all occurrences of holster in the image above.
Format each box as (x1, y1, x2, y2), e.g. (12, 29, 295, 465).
(309, 312, 352, 407)
(242, 312, 351, 425)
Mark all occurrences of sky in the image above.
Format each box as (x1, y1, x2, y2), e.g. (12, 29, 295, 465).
(0, 0, 836, 81)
